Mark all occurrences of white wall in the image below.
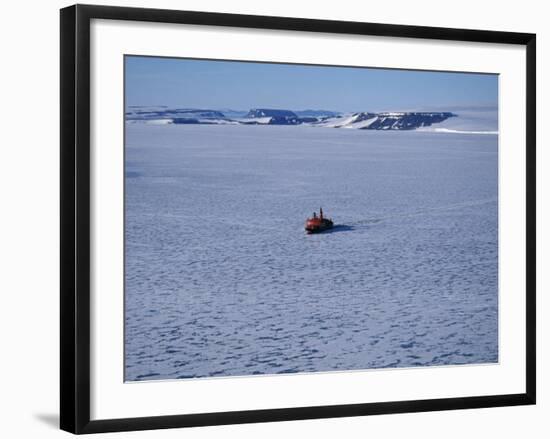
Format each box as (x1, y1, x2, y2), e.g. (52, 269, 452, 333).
(0, 0, 546, 437)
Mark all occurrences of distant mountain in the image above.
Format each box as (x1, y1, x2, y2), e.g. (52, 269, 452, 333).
(126, 108, 227, 121)
(126, 107, 472, 132)
(246, 109, 297, 118)
(294, 109, 341, 118)
(245, 109, 301, 125)
(217, 109, 248, 118)
(173, 109, 226, 118)
(416, 107, 498, 134)
(316, 112, 456, 130)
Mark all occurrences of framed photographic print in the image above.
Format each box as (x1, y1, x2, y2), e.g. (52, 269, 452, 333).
(60, 4, 536, 434)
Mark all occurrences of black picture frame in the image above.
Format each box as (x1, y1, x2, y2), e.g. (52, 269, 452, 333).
(60, 4, 536, 434)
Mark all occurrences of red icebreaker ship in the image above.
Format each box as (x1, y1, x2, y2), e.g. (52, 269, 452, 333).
(305, 208, 334, 234)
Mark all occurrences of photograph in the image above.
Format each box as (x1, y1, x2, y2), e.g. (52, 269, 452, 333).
(124, 56, 499, 382)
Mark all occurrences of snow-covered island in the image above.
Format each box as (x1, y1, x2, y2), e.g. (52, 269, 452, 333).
(125, 106, 458, 131)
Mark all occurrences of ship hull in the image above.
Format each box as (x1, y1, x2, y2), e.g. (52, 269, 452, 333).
(305, 219, 334, 234)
